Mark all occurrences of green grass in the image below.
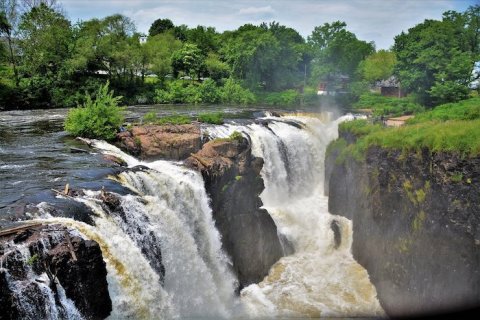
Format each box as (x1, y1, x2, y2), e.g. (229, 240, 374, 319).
(353, 93, 424, 117)
(198, 112, 224, 124)
(143, 112, 191, 125)
(407, 97, 480, 123)
(335, 97, 480, 158)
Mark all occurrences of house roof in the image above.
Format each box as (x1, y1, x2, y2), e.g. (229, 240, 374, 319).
(376, 76, 400, 88)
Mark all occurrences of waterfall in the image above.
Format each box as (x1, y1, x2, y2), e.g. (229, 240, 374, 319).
(40, 142, 239, 319)
(8, 112, 384, 319)
(207, 113, 385, 317)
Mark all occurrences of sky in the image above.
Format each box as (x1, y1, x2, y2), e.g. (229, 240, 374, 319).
(58, 0, 477, 49)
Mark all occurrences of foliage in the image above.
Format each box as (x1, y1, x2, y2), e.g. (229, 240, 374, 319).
(219, 78, 256, 105)
(407, 97, 480, 123)
(198, 112, 224, 124)
(337, 97, 480, 158)
(308, 21, 374, 81)
(141, 111, 191, 125)
(260, 89, 300, 106)
(64, 82, 124, 140)
(358, 50, 396, 83)
(393, 5, 480, 106)
(354, 93, 425, 116)
(221, 22, 306, 91)
(148, 18, 174, 36)
(171, 43, 204, 80)
(214, 130, 244, 142)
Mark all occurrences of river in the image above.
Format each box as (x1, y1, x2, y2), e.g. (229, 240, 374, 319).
(0, 105, 384, 319)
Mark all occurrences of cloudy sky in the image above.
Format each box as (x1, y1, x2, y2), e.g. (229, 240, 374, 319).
(58, 0, 477, 49)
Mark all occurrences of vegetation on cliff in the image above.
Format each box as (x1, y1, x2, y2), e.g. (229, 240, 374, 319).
(333, 97, 480, 159)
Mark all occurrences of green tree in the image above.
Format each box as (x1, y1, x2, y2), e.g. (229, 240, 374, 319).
(18, 3, 72, 76)
(221, 24, 280, 90)
(204, 52, 230, 81)
(171, 43, 204, 80)
(0, 10, 18, 86)
(358, 50, 397, 83)
(148, 18, 174, 36)
(393, 5, 479, 105)
(144, 32, 182, 81)
(308, 21, 374, 81)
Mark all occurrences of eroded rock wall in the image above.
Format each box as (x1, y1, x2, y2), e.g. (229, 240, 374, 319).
(326, 139, 480, 317)
(186, 138, 284, 289)
(0, 224, 111, 320)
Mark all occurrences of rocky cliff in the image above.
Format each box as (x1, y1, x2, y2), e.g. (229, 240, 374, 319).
(0, 224, 111, 319)
(186, 137, 284, 289)
(326, 134, 480, 317)
(116, 124, 202, 160)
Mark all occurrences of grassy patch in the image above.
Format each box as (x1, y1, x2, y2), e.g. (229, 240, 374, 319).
(336, 112, 480, 158)
(198, 112, 224, 124)
(142, 112, 191, 125)
(407, 97, 480, 123)
(353, 93, 424, 117)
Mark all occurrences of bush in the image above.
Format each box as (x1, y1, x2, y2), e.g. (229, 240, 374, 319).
(219, 78, 256, 105)
(155, 114, 191, 125)
(261, 89, 300, 106)
(354, 93, 424, 116)
(198, 112, 224, 124)
(143, 111, 158, 123)
(408, 97, 480, 124)
(64, 82, 124, 140)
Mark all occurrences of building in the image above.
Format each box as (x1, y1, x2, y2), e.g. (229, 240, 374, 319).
(375, 76, 405, 97)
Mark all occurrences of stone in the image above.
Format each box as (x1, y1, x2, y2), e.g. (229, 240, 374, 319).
(0, 224, 112, 319)
(186, 137, 284, 289)
(116, 124, 202, 160)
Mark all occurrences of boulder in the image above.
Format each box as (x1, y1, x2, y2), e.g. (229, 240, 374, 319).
(186, 137, 284, 289)
(116, 124, 202, 160)
(0, 224, 111, 319)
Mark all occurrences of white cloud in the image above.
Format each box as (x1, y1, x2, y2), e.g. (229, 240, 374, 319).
(58, 0, 477, 49)
(238, 5, 275, 15)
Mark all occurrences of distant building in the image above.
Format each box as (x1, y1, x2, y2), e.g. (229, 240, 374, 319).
(317, 74, 350, 96)
(139, 35, 147, 45)
(375, 76, 405, 97)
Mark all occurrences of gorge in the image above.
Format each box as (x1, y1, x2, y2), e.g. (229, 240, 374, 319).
(0, 108, 478, 319)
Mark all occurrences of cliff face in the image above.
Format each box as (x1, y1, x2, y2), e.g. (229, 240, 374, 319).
(0, 224, 111, 319)
(326, 137, 480, 317)
(186, 137, 284, 289)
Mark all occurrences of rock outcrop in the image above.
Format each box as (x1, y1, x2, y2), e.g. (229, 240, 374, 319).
(116, 124, 202, 160)
(186, 137, 284, 289)
(0, 224, 111, 319)
(326, 135, 480, 317)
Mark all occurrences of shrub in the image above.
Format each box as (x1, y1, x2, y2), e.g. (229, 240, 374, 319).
(155, 114, 191, 125)
(219, 78, 256, 105)
(354, 93, 424, 116)
(64, 82, 124, 140)
(143, 111, 158, 123)
(198, 112, 224, 124)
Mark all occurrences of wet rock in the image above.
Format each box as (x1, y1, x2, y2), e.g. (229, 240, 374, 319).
(116, 124, 202, 160)
(0, 224, 112, 319)
(186, 137, 284, 289)
(326, 140, 480, 317)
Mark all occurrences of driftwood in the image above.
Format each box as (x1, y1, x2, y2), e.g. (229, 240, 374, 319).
(64, 231, 78, 261)
(0, 222, 44, 238)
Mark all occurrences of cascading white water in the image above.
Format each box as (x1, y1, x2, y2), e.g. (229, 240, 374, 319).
(207, 113, 385, 317)
(56, 141, 239, 319)
(15, 112, 383, 319)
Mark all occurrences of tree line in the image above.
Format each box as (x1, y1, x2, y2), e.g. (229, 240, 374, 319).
(0, 0, 478, 110)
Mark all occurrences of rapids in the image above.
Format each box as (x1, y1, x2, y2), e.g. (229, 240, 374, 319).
(2, 111, 384, 319)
